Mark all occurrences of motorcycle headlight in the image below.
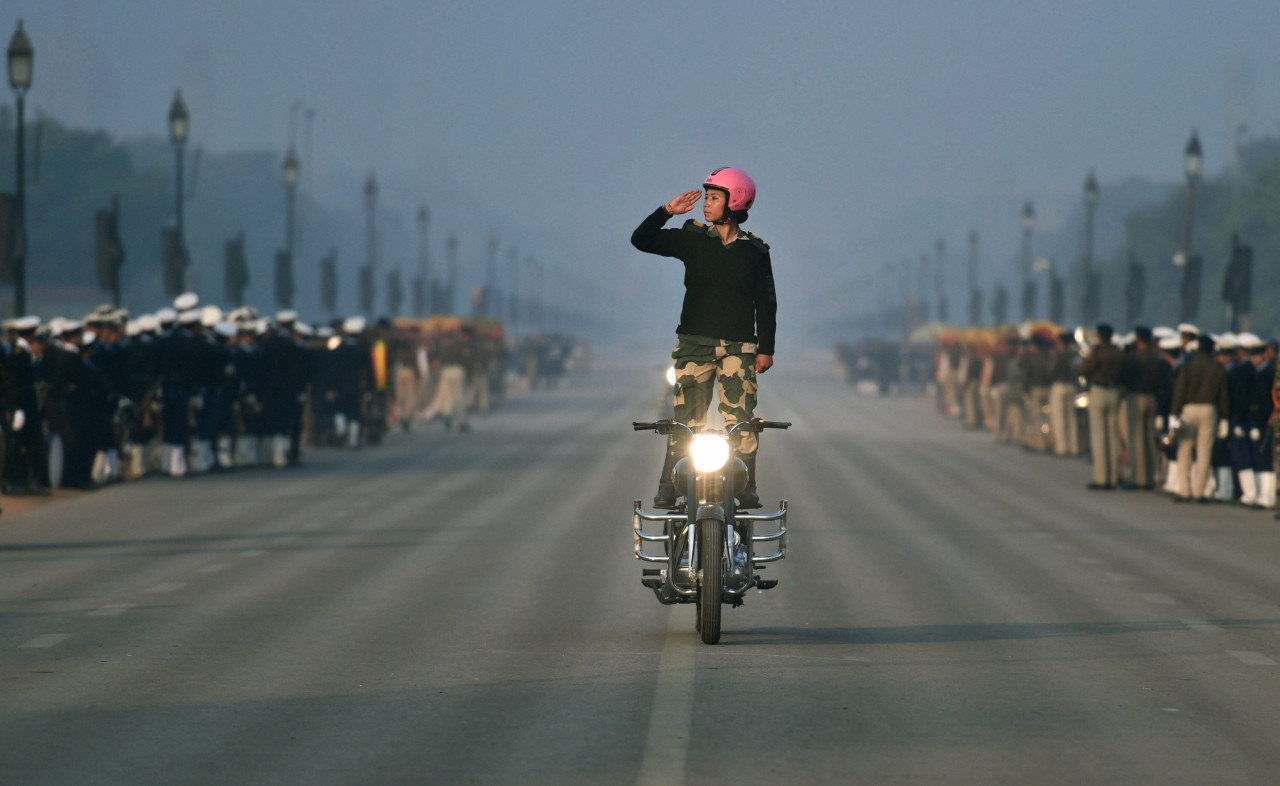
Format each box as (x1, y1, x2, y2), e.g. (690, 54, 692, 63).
(690, 433, 730, 472)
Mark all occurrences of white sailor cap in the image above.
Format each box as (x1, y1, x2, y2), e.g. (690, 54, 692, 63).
(13, 315, 39, 332)
(214, 321, 237, 339)
(1152, 326, 1176, 339)
(51, 318, 83, 337)
(1159, 335, 1183, 351)
(174, 292, 199, 311)
(201, 305, 224, 327)
(136, 314, 159, 334)
(81, 330, 98, 347)
(1177, 322, 1199, 337)
(254, 318, 271, 336)
(178, 309, 202, 325)
(1215, 333, 1237, 351)
(316, 325, 334, 338)
(294, 321, 314, 338)
(276, 310, 299, 325)
(1238, 332, 1263, 349)
(156, 308, 178, 326)
(343, 316, 367, 335)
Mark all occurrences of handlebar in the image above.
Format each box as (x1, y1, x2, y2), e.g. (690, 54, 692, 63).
(632, 418, 791, 436)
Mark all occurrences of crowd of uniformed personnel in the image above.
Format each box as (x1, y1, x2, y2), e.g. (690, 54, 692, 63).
(842, 322, 1279, 512)
(0, 292, 586, 505)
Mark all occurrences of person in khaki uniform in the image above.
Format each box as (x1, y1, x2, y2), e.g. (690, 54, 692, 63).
(1021, 333, 1053, 451)
(1047, 331, 1081, 456)
(1079, 324, 1126, 489)
(1170, 334, 1230, 502)
(1122, 326, 1162, 490)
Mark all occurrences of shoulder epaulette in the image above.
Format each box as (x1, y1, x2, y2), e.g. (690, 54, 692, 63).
(682, 219, 707, 232)
(745, 231, 770, 251)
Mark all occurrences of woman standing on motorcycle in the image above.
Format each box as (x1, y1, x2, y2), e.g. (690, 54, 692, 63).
(630, 167, 778, 509)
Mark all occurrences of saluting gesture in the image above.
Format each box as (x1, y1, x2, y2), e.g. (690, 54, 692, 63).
(665, 190, 702, 215)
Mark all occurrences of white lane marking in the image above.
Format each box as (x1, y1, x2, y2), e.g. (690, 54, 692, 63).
(637, 611, 694, 786)
(198, 563, 232, 574)
(1180, 619, 1222, 633)
(1105, 572, 1136, 582)
(20, 634, 71, 648)
(145, 583, 186, 593)
(1140, 593, 1177, 605)
(240, 550, 267, 557)
(87, 604, 136, 617)
(1228, 650, 1277, 666)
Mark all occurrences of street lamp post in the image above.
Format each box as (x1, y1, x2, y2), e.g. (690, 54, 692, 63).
(1020, 201, 1036, 320)
(1082, 171, 1099, 325)
(444, 235, 458, 315)
(1178, 130, 1202, 321)
(507, 247, 519, 335)
(485, 231, 499, 318)
(415, 205, 429, 316)
(277, 146, 299, 308)
(362, 172, 377, 315)
(8, 20, 33, 315)
(967, 229, 981, 326)
(283, 147, 299, 256)
(934, 238, 947, 323)
(167, 90, 190, 297)
(169, 90, 189, 247)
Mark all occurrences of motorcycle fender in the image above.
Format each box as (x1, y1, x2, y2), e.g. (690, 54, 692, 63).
(695, 505, 725, 523)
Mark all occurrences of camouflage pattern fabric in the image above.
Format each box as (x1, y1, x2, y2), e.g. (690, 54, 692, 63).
(670, 334, 759, 457)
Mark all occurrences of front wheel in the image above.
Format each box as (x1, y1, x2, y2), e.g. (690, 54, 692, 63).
(697, 518, 723, 644)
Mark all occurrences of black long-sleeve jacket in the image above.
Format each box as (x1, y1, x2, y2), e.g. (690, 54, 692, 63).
(631, 206, 777, 355)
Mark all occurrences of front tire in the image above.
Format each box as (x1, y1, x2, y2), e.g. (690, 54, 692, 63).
(697, 518, 723, 644)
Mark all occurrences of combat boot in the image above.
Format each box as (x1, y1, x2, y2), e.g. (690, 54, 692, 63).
(737, 451, 761, 509)
(653, 441, 681, 508)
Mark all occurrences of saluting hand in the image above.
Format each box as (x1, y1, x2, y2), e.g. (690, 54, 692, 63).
(665, 190, 702, 216)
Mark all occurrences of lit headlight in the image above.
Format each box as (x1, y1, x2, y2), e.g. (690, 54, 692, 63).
(690, 433, 730, 472)
(666, 366, 677, 386)
(1074, 394, 1089, 409)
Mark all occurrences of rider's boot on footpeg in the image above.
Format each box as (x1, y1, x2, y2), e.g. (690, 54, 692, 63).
(736, 451, 761, 509)
(653, 443, 680, 508)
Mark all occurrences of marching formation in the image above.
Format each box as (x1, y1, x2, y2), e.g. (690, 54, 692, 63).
(0, 292, 585, 501)
(842, 322, 1279, 511)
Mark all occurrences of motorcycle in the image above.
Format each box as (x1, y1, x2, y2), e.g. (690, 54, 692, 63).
(631, 417, 790, 644)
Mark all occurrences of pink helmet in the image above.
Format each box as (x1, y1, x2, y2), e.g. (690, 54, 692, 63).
(703, 167, 756, 221)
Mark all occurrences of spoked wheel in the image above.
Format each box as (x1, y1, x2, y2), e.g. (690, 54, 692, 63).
(696, 518, 723, 644)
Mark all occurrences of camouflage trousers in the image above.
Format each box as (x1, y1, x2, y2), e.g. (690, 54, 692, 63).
(670, 334, 759, 458)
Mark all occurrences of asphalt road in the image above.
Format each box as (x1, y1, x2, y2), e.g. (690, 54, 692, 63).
(3, 350, 1280, 785)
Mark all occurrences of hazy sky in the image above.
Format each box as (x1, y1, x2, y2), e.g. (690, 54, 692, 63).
(8, 0, 1280, 338)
